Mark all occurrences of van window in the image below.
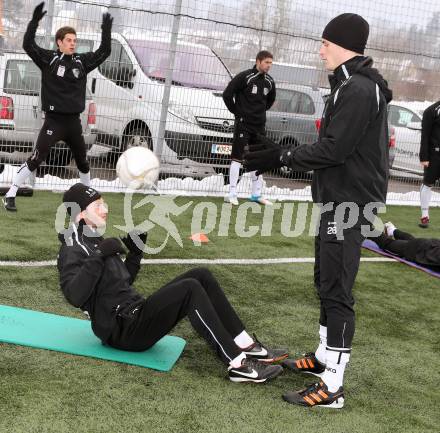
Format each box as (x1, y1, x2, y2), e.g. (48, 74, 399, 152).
(3, 60, 41, 95)
(128, 39, 231, 91)
(270, 89, 315, 115)
(99, 39, 134, 87)
(292, 92, 315, 115)
(388, 106, 419, 127)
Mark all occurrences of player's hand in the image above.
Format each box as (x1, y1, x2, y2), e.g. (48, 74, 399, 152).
(98, 238, 126, 257)
(243, 134, 282, 175)
(101, 13, 113, 32)
(32, 2, 47, 22)
(120, 230, 147, 255)
(420, 161, 430, 168)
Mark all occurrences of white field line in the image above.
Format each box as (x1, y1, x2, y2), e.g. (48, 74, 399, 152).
(0, 257, 395, 267)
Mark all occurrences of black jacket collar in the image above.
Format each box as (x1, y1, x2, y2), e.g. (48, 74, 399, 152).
(58, 220, 102, 245)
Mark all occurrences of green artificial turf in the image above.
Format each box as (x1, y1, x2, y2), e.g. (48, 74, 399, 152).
(0, 192, 439, 433)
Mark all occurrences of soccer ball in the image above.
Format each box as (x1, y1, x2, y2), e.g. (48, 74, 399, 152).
(116, 146, 160, 189)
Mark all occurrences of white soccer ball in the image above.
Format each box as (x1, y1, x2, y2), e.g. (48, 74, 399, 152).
(116, 146, 160, 189)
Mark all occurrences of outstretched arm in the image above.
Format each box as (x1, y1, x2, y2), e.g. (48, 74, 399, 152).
(80, 13, 113, 73)
(23, 2, 53, 68)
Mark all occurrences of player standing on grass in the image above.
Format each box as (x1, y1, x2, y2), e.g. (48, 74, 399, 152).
(57, 183, 288, 383)
(2, 2, 112, 212)
(222, 51, 276, 206)
(418, 101, 440, 228)
(244, 13, 392, 408)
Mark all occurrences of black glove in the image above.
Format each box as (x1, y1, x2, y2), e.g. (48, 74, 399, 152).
(120, 230, 147, 256)
(101, 13, 113, 32)
(32, 2, 47, 22)
(98, 238, 126, 258)
(243, 134, 283, 175)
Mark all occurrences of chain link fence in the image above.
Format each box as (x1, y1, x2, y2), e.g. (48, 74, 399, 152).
(0, 0, 439, 205)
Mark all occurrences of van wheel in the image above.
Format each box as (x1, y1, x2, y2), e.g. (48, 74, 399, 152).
(123, 127, 153, 151)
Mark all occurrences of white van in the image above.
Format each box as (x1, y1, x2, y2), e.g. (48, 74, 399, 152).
(74, 33, 235, 171)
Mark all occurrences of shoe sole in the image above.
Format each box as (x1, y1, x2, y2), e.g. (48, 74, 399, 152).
(282, 395, 344, 409)
(229, 366, 283, 383)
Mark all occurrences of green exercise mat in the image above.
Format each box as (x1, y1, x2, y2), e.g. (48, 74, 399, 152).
(0, 305, 186, 372)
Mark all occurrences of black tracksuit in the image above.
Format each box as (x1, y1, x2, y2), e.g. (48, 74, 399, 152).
(420, 101, 440, 185)
(281, 56, 392, 350)
(376, 230, 440, 271)
(223, 66, 276, 160)
(57, 222, 244, 363)
(23, 18, 111, 172)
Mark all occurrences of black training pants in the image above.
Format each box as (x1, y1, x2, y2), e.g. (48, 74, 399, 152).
(109, 268, 244, 364)
(26, 113, 89, 173)
(314, 206, 369, 349)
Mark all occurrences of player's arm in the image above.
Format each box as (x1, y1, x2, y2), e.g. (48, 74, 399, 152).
(222, 71, 246, 114)
(120, 231, 147, 284)
(420, 105, 434, 163)
(80, 13, 112, 74)
(283, 84, 373, 171)
(23, 2, 53, 68)
(243, 83, 373, 174)
(266, 79, 276, 110)
(57, 245, 105, 308)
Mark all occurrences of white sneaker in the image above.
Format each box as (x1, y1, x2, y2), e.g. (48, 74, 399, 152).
(384, 221, 396, 237)
(225, 195, 239, 206)
(250, 195, 273, 206)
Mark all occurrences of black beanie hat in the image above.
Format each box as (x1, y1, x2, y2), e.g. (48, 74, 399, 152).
(63, 183, 101, 217)
(322, 13, 369, 54)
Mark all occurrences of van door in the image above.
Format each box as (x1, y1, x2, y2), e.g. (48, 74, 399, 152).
(89, 38, 136, 150)
(3, 59, 40, 150)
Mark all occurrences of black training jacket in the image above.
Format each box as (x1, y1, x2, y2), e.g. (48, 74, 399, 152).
(281, 56, 392, 206)
(57, 222, 143, 344)
(222, 66, 276, 126)
(23, 18, 111, 114)
(404, 238, 440, 271)
(420, 101, 440, 162)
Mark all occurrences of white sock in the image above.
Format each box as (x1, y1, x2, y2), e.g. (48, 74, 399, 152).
(229, 161, 241, 196)
(229, 352, 246, 369)
(251, 172, 263, 197)
(322, 348, 350, 392)
(79, 171, 90, 187)
(6, 163, 33, 198)
(234, 330, 254, 349)
(420, 184, 432, 218)
(385, 222, 396, 237)
(314, 325, 327, 364)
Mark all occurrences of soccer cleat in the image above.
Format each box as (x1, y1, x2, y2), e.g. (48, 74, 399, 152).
(225, 195, 239, 206)
(250, 195, 273, 206)
(228, 358, 283, 383)
(282, 352, 326, 377)
(2, 196, 17, 212)
(243, 334, 288, 364)
(419, 216, 429, 228)
(282, 381, 344, 409)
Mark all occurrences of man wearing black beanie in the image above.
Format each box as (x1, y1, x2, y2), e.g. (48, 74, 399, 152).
(244, 13, 393, 408)
(57, 183, 288, 384)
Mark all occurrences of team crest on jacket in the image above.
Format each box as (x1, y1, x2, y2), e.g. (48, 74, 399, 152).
(263, 87, 269, 95)
(72, 68, 80, 79)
